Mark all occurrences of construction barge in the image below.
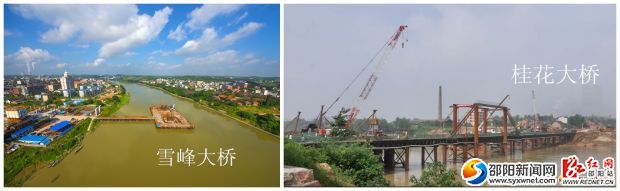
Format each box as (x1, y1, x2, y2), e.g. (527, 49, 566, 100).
(150, 104, 194, 129)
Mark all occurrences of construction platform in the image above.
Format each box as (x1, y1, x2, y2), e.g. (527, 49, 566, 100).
(150, 105, 194, 129)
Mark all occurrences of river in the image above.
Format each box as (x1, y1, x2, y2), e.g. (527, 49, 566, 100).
(23, 82, 279, 187)
(384, 143, 615, 186)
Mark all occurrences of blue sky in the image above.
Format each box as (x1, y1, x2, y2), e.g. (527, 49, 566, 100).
(4, 4, 279, 76)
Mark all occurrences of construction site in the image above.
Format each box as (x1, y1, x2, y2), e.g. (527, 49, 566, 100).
(150, 104, 194, 129)
(94, 104, 194, 129)
(283, 23, 615, 187)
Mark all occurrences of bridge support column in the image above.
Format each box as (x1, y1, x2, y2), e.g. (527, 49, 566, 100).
(394, 147, 409, 170)
(462, 144, 468, 162)
(433, 145, 438, 163)
(482, 143, 487, 156)
(421, 146, 437, 168)
(452, 144, 457, 164)
(473, 105, 479, 157)
(384, 149, 395, 169)
(421, 147, 426, 168)
(441, 144, 448, 164)
(521, 139, 526, 153)
(452, 104, 458, 134)
(527, 138, 532, 150)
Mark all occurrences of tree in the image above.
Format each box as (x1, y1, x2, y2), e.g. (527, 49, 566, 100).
(329, 108, 356, 138)
(262, 95, 279, 107)
(411, 162, 462, 187)
(568, 114, 585, 128)
(112, 95, 121, 103)
(330, 107, 350, 128)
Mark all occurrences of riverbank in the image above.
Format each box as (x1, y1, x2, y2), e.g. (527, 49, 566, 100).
(4, 84, 129, 186)
(140, 82, 279, 138)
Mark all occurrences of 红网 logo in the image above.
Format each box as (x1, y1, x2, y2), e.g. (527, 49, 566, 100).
(461, 158, 488, 186)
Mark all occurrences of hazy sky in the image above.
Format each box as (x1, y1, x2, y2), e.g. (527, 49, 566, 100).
(4, 4, 279, 76)
(284, 4, 615, 121)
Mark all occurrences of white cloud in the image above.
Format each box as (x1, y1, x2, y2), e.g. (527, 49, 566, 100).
(222, 22, 262, 44)
(184, 50, 267, 66)
(229, 11, 248, 26)
(123, 51, 136, 56)
(55, 63, 67, 69)
(167, 23, 187, 41)
(175, 22, 263, 55)
(69, 43, 89, 48)
(151, 49, 173, 56)
(11, 5, 173, 59)
(5, 29, 17, 37)
(11, 5, 138, 43)
(186, 5, 242, 31)
(6, 47, 54, 74)
(88, 58, 105, 67)
(98, 7, 172, 58)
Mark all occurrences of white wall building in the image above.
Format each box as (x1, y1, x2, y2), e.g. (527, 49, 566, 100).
(6, 108, 27, 119)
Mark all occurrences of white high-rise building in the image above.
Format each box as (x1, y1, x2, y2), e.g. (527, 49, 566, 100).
(60, 70, 74, 97)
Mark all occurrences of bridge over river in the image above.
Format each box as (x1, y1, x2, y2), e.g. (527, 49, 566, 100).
(301, 131, 576, 169)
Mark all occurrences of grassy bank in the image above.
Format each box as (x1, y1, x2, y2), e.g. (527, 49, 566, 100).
(4, 85, 129, 186)
(99, 85, 129, 117)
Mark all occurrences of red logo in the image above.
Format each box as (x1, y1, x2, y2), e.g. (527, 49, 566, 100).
(561, 155, 585, 178)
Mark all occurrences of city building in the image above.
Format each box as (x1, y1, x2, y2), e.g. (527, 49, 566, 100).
(42, 93, 49, 102)
(5, 107, 27, 119)
(18, 135, 51, 146)
(10, 125, 34, 139)
(60, 71, 74, 97)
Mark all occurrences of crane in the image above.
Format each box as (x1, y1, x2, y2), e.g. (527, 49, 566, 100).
(345, 25, 409, 128)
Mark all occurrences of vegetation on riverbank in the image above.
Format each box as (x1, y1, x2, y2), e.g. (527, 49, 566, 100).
(99, 85, 129, 117)
(284, 140, 388, 186)
(410, 162, 462, 187)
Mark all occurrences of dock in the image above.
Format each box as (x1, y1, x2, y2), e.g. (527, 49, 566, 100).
(150, 105, 194, 129)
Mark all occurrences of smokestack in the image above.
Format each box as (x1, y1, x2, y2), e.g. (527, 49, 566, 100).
(438, 86, 442, 128)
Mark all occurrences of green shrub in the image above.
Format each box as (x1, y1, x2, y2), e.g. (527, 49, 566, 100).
(319, 143, 389, 186)
(284, 139, 325, 168)
(410, 162, 462, 187)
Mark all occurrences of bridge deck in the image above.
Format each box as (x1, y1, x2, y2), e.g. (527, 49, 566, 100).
(302, 132, 575, 148)
(97, 116, 154, 121)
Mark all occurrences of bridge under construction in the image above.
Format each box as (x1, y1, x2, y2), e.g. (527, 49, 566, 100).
(93, 104, 193, 129)
(286, 24, 578, 170)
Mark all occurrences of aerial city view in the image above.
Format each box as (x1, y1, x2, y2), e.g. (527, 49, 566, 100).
(4, 4, 280, 186)
(283, 4, 615, 187)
